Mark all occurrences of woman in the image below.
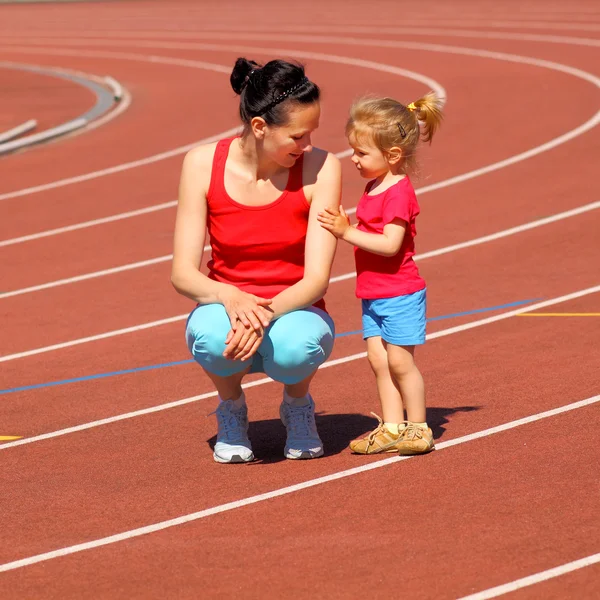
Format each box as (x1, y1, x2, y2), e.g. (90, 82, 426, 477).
(171, 58, 341, 463)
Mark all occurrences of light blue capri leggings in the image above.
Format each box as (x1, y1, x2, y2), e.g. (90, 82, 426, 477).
(186, 304, 335, 385)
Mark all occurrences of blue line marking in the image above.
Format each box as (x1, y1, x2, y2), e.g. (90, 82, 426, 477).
(426, 298, 543, 321)
(0, 298, 541, 395)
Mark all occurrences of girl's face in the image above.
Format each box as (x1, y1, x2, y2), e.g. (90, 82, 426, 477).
(262, 102, 321, 168)
(348, 133, 389, 179)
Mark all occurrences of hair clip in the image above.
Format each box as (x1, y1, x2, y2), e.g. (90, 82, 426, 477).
(242, 69, 257, 90)
(406, 102, 417, 111)
(397, 123, 407, 139)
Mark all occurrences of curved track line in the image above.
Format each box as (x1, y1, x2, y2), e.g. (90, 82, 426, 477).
(0, 26, 595, 245)
(0, 41, 443, 204)
(0, 33, 595, 237)
(0, 49, 239, 202)
(0, 61, 119, 155)
(9, 26, 599, 48)
(6, 15, 600, 32)
(1, 200, 598, 358)
(0, 37, 597, 293)
(0, 392, 597, 572)
(0, 119, 37, 143)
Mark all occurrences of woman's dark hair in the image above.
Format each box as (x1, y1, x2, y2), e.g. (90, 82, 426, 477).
(230, 57, 320, 127)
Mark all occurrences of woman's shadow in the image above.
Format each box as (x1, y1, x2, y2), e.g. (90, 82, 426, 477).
(207, 405, 479, 464)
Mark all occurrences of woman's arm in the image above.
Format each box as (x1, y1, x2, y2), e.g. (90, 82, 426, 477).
(171, 146, 272, 330)
(171, 146, 223, 304)
(268, 151, 342, 318)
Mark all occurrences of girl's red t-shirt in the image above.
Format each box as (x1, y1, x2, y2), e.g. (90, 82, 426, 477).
(354, 177, 426, 299)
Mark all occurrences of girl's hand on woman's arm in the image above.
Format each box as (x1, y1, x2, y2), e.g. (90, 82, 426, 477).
(317, 205, 351, 238)
(269, 150, 342, 317)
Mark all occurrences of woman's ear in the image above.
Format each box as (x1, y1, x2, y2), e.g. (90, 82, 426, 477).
(250, 116, 267, 139)
(386, 146, 403, 165)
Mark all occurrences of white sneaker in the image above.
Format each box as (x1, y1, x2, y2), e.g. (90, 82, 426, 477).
(279, 396, 324, 459)
(212, 401, 254, 464)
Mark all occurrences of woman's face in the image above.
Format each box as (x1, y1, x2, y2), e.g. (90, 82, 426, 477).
(262, 102, 321, 167)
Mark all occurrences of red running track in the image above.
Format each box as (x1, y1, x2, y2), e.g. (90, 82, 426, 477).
(0, 1, 599, 598)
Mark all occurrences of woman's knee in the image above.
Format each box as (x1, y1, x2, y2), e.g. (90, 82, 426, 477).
(185, 304, 250, 376)
(264, 309, 335, 384)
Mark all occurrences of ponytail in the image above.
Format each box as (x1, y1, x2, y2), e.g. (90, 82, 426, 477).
(408, 92, 444, 144)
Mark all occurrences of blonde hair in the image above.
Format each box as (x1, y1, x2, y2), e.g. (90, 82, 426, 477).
(345, 92, 444, 174)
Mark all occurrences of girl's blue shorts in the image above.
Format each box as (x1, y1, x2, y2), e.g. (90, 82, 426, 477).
(186, 304, 335, 385)
(361, 288, 426, 346)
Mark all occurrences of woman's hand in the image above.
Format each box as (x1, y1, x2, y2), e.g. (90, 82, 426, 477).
(218, 286, 273, 332)
(223, 323, 265, 362)
(317, 205, 351, 239)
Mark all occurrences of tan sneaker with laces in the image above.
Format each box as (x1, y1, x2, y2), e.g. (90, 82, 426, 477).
(395, 422, 435, 455)
(349, 413, 402, 454)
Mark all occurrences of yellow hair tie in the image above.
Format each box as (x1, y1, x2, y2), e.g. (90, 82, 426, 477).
(407, 102, 417, 111)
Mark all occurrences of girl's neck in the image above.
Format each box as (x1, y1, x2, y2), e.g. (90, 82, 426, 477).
(236, 135, 287, 182)
(369, 169, 406, 194)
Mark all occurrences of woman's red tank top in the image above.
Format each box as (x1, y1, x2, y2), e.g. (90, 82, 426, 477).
(206, 137, 325, 311)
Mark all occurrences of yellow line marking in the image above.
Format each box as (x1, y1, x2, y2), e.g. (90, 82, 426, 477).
(517, 313, 600, 317)
(0, 436, 23, 441)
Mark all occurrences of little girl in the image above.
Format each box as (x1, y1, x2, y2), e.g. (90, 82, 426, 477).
(317, 93, 443, 455)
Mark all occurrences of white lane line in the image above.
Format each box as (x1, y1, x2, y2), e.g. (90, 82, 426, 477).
(0, 42, 442, 204)
(0, 61, 121, 155)
(457, 552, 600, 599)
(2, 284, 598, 449)
(1, 202, 598, 358)
(14, 34, 599, 89)
(2, 32, 597, 243)
(1, 393, 597, 573)
(0, 48, 238, 202)
(0, 119, 37, 143)
(3, 198, 599, 298)
(6, 26, 600, 48)
(3, 15, 600, 33)
(0, 256, 176, 297)
(0, 201, 177, 247)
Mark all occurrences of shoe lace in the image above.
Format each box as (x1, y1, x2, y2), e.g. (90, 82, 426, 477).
(366, 412, 386, 445)
(401, 422, 424, 441)
(209, 402, 246, 442)
(285, 403, 313, 437)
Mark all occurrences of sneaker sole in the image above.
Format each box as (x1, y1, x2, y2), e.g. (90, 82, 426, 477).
(285, 448, 324, 460)
(213, 452, 255, 464)
(396, 446, 435, 456)
(350, 446, 398, 455)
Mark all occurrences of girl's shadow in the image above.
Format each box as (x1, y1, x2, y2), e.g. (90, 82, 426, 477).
(207, 405, 479, 464)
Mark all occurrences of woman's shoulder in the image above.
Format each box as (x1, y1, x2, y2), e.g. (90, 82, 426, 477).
(182, 141, 219, 170)
(303, 147, 341, 183)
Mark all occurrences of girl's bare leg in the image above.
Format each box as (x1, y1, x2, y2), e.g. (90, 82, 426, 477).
(367, 336, 405, 423)
(386, 343, 426, 423)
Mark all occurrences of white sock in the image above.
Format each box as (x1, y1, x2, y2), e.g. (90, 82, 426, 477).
(283, 390, 310, 407)
(384, 422, 407, 436)
(219, 391, 246, 410)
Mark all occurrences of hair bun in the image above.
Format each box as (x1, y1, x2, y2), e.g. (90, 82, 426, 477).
(230, 57, 261, 94)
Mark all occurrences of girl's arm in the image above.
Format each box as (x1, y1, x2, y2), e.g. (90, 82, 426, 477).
(171, 146, 272, 330)
(268, 151, 342, 318)
(318, 206, 406, 257)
